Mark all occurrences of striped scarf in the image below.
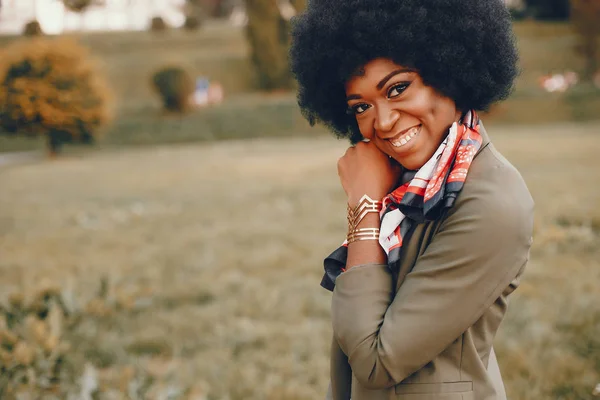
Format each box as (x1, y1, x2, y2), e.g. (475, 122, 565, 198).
(321, 110, 482, 291)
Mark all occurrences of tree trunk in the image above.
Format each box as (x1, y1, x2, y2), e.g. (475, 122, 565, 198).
(245, 0, 298, 91)
(571, 0, 600, 82)
(581, 38, 598, 82)
(47, 131, 63, 158)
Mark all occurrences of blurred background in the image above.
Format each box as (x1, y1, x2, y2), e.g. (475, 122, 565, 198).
(0, 0, 598, 399)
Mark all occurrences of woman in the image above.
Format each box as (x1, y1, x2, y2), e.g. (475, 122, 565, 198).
(289, 1, 534, 399)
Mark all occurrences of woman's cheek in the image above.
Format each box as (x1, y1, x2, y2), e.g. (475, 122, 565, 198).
(357, 118, 374, 140)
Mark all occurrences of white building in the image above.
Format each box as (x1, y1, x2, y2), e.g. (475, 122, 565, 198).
(0, 0, 187, 35)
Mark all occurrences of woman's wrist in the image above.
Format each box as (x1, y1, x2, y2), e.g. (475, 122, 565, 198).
(348, 191, 387, 208)
(346, 195, 382, 243)
(346, 213, 387, 267)
(345, 191, 387, 268)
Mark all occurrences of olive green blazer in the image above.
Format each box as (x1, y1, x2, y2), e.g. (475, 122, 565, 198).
(326, 125, 534, 400)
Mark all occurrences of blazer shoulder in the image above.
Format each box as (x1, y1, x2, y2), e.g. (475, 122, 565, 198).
(444, 143, 534, 247)
(460, 142, 534, 214)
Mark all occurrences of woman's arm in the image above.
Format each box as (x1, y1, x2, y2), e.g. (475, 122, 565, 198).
(336, 140, 401, 267)
(346, 212, 387, 266)
(332, 173, 534, 390)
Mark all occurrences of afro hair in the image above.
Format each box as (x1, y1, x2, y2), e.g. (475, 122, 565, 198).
(289, 0, 519, 143)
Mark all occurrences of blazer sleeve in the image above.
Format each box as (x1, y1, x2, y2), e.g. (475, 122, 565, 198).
(330, 182, 534, 390)
(328, 334, 352, 399)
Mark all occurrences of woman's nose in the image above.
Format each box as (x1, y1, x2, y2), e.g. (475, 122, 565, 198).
(374, 105, 400, 134)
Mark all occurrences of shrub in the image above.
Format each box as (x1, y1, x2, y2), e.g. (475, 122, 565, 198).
(0, 287, 73, 398)
(22, 20, 43, 36)
(0, 279, 209, 398)
(150, 16, 168, 32)
(151, 67, 194, 112)
(63, 0, 93, 12)
(0, 37, 113, 156)
(571, 0, 600, 81)
(183, 15, 202, 31)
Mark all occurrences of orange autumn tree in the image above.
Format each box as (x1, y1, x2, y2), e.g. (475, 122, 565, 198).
(0, 38, 113, 156)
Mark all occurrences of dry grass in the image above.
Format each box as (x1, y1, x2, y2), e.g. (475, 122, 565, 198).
(0, 123, 599, 399)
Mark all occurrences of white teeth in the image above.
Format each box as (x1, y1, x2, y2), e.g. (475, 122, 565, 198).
(390, 126, 420, 147)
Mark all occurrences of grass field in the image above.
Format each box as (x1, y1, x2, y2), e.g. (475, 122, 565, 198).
(1, 123, 599, 399)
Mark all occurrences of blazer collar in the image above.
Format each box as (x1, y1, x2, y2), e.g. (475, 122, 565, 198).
(475, 121, 492, 158)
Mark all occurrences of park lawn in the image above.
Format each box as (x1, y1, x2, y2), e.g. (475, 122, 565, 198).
(0, 123, 599, 399)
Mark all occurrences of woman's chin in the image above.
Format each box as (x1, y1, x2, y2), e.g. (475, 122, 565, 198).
(387, 140, 423, 170)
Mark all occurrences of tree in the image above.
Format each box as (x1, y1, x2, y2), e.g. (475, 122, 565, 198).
(571, 0, 600, 82)
(244, 0, 305, 91)
(0, 38, 113, 156)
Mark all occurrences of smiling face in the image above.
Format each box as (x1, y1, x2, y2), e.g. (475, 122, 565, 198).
(345, 58, 462, 170)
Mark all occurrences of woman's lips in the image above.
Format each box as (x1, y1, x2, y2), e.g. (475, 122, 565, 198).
(389, 125, 421, 148)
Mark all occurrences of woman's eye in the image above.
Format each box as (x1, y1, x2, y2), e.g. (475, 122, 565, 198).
(387, 83, 410, 98)
(348, 103, 371, 115)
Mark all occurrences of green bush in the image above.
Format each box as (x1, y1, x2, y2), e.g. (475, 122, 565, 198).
(183, 15, 202, 31)
(0, 37, 113, 156)
(150, 16, 168, 32)
(151, 67, 195, 112)
(22, 20, 43, 37)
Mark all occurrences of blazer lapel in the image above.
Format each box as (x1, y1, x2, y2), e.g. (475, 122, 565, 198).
(393, 121, 492, 291)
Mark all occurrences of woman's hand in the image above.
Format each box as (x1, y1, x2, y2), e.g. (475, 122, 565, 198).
(338, 141, 402, 207)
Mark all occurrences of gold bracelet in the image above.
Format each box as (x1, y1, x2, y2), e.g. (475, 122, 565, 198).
(347, 194, 382, 233)
(347, 227, 380, 244)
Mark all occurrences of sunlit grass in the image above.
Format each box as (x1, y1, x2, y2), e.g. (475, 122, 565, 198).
(0, 123, 599, 399)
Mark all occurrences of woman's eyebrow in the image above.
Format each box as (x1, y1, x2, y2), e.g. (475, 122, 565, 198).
(376, 68, 413, 90)
(346, 68, 415, 101)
